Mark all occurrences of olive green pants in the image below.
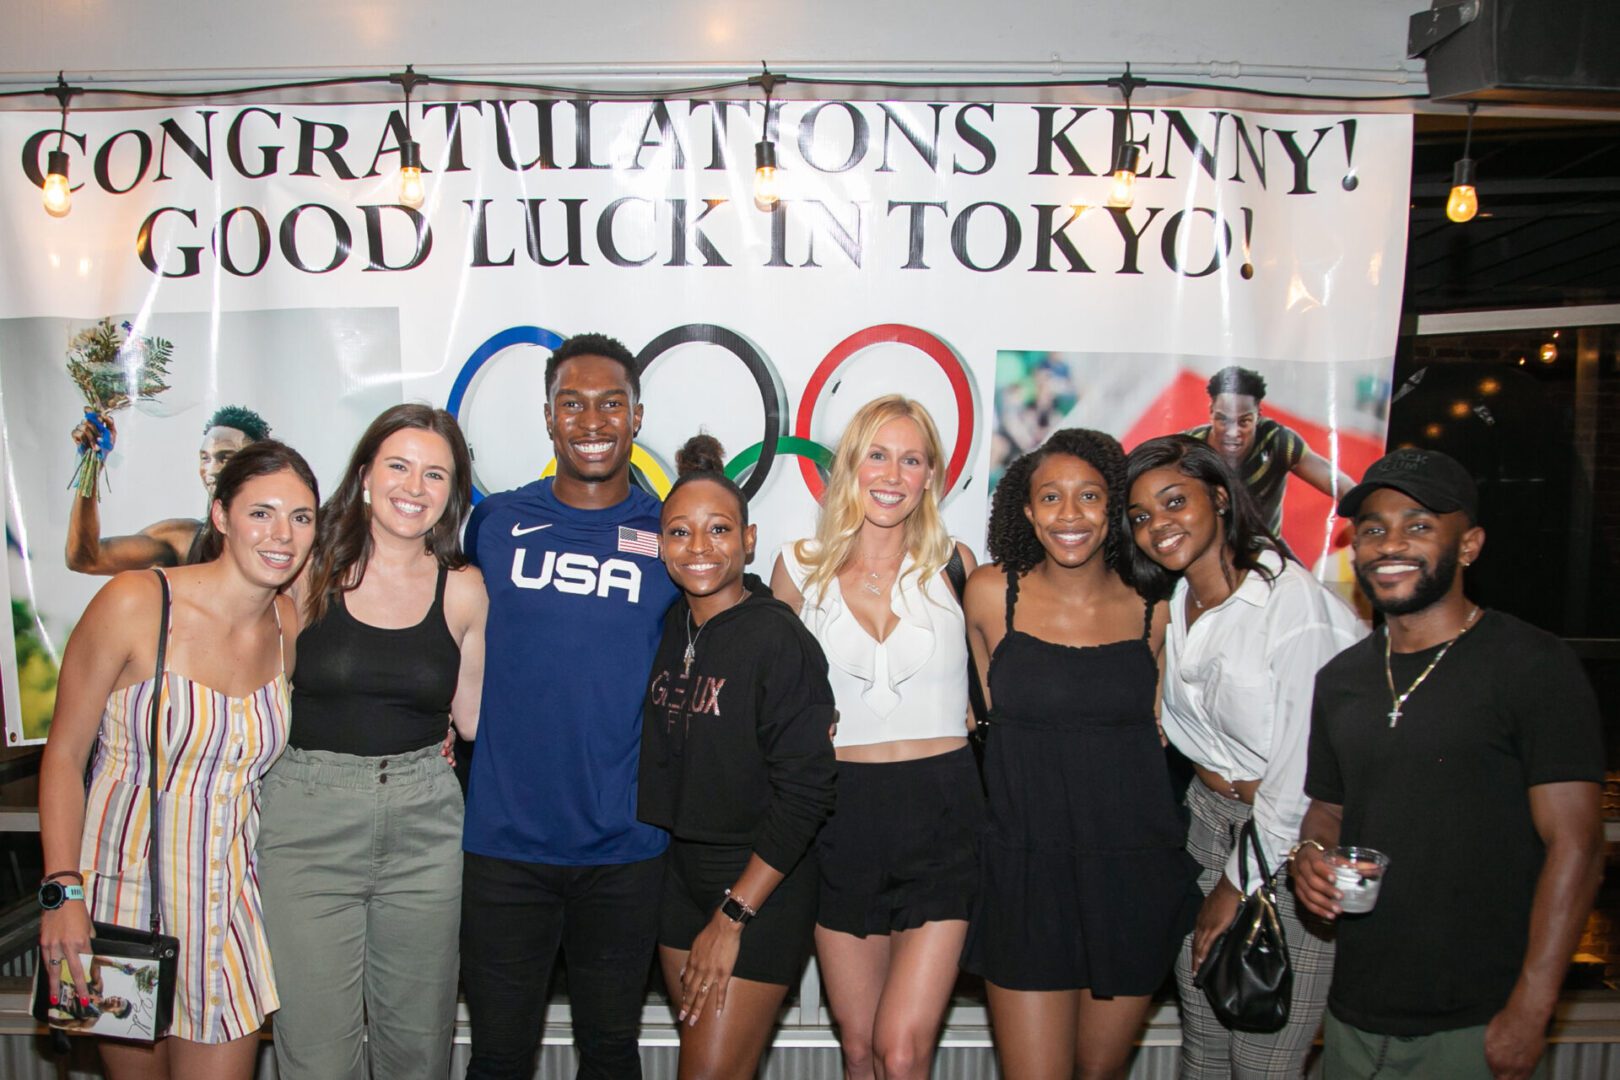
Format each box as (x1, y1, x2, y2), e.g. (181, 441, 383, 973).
(1323, 1010, 1548, 1079)
(259, 744, 464, 1080)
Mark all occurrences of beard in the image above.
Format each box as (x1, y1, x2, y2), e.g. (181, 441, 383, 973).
(1356, 545, 1462, 616)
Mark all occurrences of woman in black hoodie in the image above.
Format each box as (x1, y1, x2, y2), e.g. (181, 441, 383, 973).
(639, 435, 838, 1079)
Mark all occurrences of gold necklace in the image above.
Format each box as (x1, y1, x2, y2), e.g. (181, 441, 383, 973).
(1383, 606, 1480, 728)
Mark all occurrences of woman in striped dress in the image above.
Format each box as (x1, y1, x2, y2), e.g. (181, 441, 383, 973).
(39, 441, 319, 1079)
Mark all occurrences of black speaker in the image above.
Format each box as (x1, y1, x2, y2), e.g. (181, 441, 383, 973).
(1410, 0, 1620, 104)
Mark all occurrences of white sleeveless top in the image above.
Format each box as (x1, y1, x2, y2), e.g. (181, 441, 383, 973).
(778, 541, 969, 748)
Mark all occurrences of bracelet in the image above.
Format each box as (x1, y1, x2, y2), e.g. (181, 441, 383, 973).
(1287, 839, 1326, 863)
(720, 888, 758, 925)
(42, 870, 84, 885)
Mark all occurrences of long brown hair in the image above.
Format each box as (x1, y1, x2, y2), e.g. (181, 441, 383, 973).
(302, 404, 473, 625)
(194, 441, 319, 563)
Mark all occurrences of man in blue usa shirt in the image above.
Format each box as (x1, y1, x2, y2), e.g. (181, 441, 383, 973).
(460, 332, 679, 1079)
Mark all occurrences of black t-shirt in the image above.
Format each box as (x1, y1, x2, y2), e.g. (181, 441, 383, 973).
(1305, 610, 1603, 1036)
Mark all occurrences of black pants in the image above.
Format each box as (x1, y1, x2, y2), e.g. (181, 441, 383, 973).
(460, 851, 665, 1080)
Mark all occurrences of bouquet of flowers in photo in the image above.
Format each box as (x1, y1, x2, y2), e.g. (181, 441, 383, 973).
(66, 318, 174, 500)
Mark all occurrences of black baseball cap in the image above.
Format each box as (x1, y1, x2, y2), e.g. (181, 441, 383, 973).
(1338, 448, 1478, 520)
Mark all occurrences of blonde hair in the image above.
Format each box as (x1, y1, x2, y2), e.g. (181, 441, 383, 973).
(794, 395, 954, 603)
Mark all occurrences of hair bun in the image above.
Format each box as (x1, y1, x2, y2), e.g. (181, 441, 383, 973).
(675, 433, 727, 477)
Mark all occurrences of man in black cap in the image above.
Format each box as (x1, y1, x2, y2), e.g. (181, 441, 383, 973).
(1291, 448, 1604, 1079)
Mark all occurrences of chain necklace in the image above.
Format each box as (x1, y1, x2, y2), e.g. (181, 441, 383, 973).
(1383, 605, 1480, 727)
(856, 551, 904, 596)
(683, 591, 747, 676)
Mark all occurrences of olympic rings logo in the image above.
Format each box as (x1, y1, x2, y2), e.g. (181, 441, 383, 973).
(447, 323, 981, 504)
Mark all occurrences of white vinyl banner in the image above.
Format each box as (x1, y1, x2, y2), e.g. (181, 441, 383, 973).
(0, 99, 1411, 743)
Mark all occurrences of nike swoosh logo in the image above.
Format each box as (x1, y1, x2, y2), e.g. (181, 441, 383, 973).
(511, 523, 554, 537)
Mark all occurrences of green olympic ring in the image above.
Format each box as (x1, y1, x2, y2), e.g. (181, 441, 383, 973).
(726, 436, 834, 486)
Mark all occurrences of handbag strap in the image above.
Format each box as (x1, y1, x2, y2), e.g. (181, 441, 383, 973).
(942, 549, 990, 730)
(1238, 817, 1281, 895)
(146, 569, 170, 937)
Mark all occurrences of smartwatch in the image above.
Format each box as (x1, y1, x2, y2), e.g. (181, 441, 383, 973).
(720, 889, 757, 925)
(39, 880, 85, 910)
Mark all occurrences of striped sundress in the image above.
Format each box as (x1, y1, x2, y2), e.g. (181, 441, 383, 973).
(78, 597, 290, 1043)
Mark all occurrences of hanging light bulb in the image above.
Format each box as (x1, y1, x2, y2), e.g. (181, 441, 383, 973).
(41, 74, 77, 218)
(398, 138, 425, 209)
(753, 63, 782, 211)
(1446, 103, 1479, 224)
(1107, 145, 1142, 209)
(1105, 64, 1146, 210)
(754, 139, 779, 208)
(43, 149, 71, 217)
(390, 65, 428, 209)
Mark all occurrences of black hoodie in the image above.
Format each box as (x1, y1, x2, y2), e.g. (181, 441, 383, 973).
(638, 575, 837, 873)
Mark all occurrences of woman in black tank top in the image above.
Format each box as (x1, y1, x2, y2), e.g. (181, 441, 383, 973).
(257, 405, 488, 1080)
(961, 429, 1200, 1080)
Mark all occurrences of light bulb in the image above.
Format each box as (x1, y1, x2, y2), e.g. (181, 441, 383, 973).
(1105, 144, 1142, 210)
(42, 149, 70, 217)
(754, 140, 779, 208)
(1446, 158, 1478, 223)
(398, 140, 425, 209)
(1539, 342, 1558, 364)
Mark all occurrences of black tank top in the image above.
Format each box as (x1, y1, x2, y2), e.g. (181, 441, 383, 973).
(289, 566, 461, 756)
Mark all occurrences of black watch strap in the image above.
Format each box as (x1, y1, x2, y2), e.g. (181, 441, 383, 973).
(720, 892, 756, 925)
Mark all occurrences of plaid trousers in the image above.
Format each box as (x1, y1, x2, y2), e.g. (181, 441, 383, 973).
(1176, 779, 1337, 1079)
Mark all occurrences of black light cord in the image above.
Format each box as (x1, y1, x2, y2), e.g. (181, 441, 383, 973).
(3, 69, 1430, 108)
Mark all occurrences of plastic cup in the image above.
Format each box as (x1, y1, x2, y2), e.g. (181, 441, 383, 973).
(1326, 847, 1390, 914)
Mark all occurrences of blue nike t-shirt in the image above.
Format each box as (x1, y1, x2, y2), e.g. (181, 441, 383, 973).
(463, 477, 677, 865)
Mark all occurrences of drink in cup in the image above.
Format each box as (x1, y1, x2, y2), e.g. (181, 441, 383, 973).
(1327, 847, 1390, 914)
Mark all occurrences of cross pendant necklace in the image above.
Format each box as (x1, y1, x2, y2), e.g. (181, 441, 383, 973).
(1383, 605, 1480, 727)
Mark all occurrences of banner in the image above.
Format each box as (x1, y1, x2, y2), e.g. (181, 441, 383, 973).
(0, 99, 1410, 743)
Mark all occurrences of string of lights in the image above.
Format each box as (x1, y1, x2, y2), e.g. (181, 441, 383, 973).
(15, 64, 1445, 220)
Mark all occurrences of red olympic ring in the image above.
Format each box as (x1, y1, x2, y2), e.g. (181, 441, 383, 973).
(793, 324, 978, 501)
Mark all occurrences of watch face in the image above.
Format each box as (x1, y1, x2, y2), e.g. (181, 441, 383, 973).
(39, 881, 63, 909)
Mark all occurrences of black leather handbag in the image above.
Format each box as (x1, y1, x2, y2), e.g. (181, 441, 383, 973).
(1192, 817, 1292, 1034)
(34, 569, 180, 1041)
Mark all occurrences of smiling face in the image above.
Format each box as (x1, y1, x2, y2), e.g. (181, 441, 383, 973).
(1209, 392, 1260, 466)
(544, 354, 642, 486)
(1023, 453, 1109, 568)
(661, 478, 755, 606)
(1350, 486, 1483, 616)
(362, 427, 455, 542)
(209, 468, 317, 589)
(198, 425, 252, 495)
(855, 416, 934, 529)
(1127, 464, 1228, 575)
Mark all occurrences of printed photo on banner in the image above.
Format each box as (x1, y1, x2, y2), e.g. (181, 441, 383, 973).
(993, 349, 1390, 610)
(0, 308, 405, 744)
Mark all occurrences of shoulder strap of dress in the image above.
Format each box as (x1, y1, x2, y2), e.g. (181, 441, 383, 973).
(1142, 599, 1154, 641)
(433, 563, 450, 607)
(1004, 570, 1021, 634)
(271, 591, 287, 674)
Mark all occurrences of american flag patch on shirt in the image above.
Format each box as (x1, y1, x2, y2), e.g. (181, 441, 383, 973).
(618, 526, 659, 557)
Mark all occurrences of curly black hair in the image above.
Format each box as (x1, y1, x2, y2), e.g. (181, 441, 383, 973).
(203, 405, 271, 441)
(988, 428, 1129, 579)
(545, 332, 639, 401)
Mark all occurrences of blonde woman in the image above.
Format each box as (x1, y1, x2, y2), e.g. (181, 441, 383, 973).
(771, 395, 981, 1080)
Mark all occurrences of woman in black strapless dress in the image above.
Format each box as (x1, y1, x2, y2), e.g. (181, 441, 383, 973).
(962, 428, 1200, 1080)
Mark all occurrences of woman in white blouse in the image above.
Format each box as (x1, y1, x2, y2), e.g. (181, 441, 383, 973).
(772, 395, 981, 1080)
(1124, 434, 1365, 1079)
